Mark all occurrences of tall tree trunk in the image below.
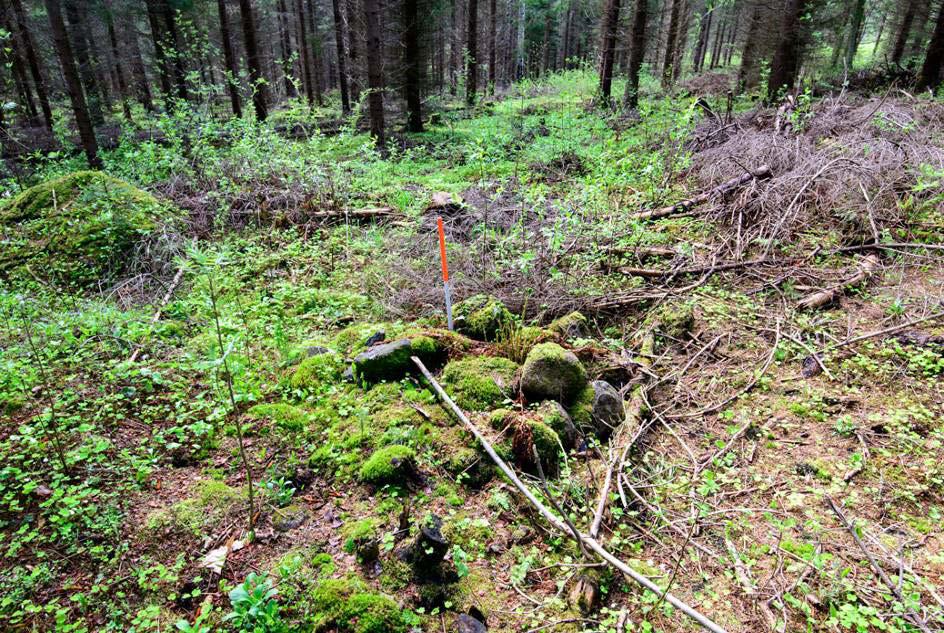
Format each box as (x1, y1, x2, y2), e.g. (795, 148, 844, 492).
(661, 0, 682, 87)
(622, 0, 649, 109)
(125, 17, 155, 112)
(844, 0, 866, 70)
(145, 0, 174, 103)
(64, 0, 105, 125)
(238, 0, 269, 120)
(872, 9, 887, 56)
(467, 0, 479, 104)
(597, 0, 622, 103)
(363, 0, 385, 148)
(891, 0, 916, 65)
(449, 0, 461, 94)
(346, 0, 360, 99)
(158, 0, 189, 101)
(217, 0, 243, 117)
(737, 4, 761, 90)
(723, 7, 737, 66)
(515, 0, 525, 79)
(277, 0, 298, 99)
(10, 0, 53, 129)
(489, 0, 497, 92)
(295, 0, 315, 106)
(44, 0, 100, 167)
(708, 7, 726, 69)
(306, 0, 324, 106)
(673, 0, 690, 80)
(692, 0, 713, 73)
(1, 14, 39, 123)
(403, 0, 424, 131)
(103, 0, 132, 121)
(331, 0, 352, 113)
(917, 0, 944, 90)
(767, 0, 809, 102)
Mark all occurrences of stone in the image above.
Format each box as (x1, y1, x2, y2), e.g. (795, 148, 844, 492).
(440, 356, 519, 411)
(569, 380, 625, 440)
(272, 504, 308, 532)
(568, 573, 599, 615)
(352, 339, 413, 382)
(456, 613, 487, 633)
(548, 311, 588, 339)
(453, 294, 513, 341)
(404, 515, 449, 576)
(364, 330, 386, 347)
(305, 345, 332, 357)
(358, 445, 416, 485)
(520, 342, 588, 403)
(536, 400, 578, 449)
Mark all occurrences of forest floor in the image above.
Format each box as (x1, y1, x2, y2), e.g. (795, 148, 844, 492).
(1, 71, 944, 633)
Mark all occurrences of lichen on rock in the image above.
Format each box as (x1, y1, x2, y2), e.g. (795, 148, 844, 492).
(520, 342, 588, 404)
(453, 294, 513, 340)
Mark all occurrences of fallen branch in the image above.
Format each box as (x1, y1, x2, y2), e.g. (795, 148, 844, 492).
(630, 165, 771, 222)
(128, 266, 186, 363)
(411, 356, 729, 633)
(822, 307, 944, 352)
(826, 496, 933, 633)
(796, 254, 880, 310)
(590, 332, 654, 539)
(620, 256, 792, 280)
(306, 206, 397, 220)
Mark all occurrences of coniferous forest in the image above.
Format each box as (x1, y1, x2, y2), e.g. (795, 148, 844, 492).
(1, 0, 944, 630)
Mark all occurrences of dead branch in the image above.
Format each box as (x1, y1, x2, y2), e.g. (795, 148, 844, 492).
(796, 254, 880, 310)
(826, 496, 933, 633)
(307, 206, 397, 220)
(822, 308, 944, 352)
(128, 266, 186, 363)
(619, 256, 793, 279)
(630, 165, 772, 222)
(412, 356, 730, 633)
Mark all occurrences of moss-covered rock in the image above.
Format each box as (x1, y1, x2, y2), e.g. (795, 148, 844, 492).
(343, 518, 380, 562)
(520, 342, 587, 404)
(247, 403, 310, 432)
(444, 446, 494, 487)
(513, 420, 563, 477)
(567, 384, 594, 430)
(568, 380, 624, 440)
(144, 479, 244, 537)
(272, 504, 309, 532)
(548, 311, 588, 339)
(311, 577, 406, 633)
(488, 408, 513, 431)
(290, 351, 344, 390)
(0, 171, 165, 286)
(441, 356, 519, 411)
(536, 400, 578, 449)
(454, 294, 513, 340)
(352, 339, 414, 383)
(358, 445, 416, 484)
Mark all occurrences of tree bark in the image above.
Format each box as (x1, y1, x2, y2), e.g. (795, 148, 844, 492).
(844, 0, 866, 70)
(767, 0, 809, 102)
(661, 0, 682, 88)
(363, 0, 385, 149)
(238, 0, 269, 120)
(331, 0, 352, 113)
(64, 0, 105, 125)
(43, 0, 101, 168)
(10, 0, 53, 129)
(217, 0, 243, 117)
(692, 0, 712, 73)
(295, 0, 315, 106)
(346, 0, 360, 100)
(305, 0, 325, 106)
(124, 15, 155, 112)
(467, 0, 479, 105)
(622, 0, 649, 109)
(145, 0, 174, 103)
(403, 0, 424, 131)
(103, 0, 133, 121)
(489, 0, 497, 92)
(891, 0, 916, 65)
(277, 0, 298, 99)
(158, 0, 189, 101)
(737, 4, 761, 91)
(598, 0, 622, 103)
(917, 0, 944, 91)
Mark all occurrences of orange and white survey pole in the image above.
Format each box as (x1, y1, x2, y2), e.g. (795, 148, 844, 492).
(437, 216, 454, 331)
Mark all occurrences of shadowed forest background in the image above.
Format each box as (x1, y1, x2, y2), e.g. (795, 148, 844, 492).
(1, 0, 943, 631)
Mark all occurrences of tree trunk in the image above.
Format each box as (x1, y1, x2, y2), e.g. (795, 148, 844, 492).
(363, 0, 385, 149)
(872, 9, 887, 56)
(103, 0, 133, 122)
(145, 0, 173, 103)
(844, 0, 866, 70)
(238, 0, 269, 120)
(295, 0, 315, 106)
(891, 0, 916, 65)
(277, 0, 297, 100)
(217, 0, 243, 117)
(515, 0, 525, 79)
(64, 0, 105, 125)
(346, 0, 360, 100)
(723, 5, 737, 66)
(661, 0, 683, 87)
(10, 0, 53, 129)
(489, 0, 497, 92)
(467, 0, 479, 105)
(692, 0, 713, 73)
(44, 0, 101, 168)
(767, 0, 809, 102)
(1, 14, 40, 123)
(403, 0, 424, 131)
(673, 0, 690, 80)
(917, 0, 944, 90)
(331, 0, 352, 113)
(597, 0, 622, 104)
(622, 0, 649, 109)
(305, 0, 325, 106)
(158, 0, 189, 101)
(737, 4, 761, 90)
(124, 15, 154, 112)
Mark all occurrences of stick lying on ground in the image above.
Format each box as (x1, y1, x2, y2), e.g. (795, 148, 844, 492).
(411, 356, 729, 633)
(630, 165, 771, 222)
(797, 254, 880, 310)
(306, 206, 397, 220)
(619, 256, 793, 279)
(128, 266, 186, 363)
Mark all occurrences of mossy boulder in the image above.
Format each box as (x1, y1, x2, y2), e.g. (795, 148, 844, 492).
(247, 403, 310, 432)
(343, 518, 380, 562)
(520, 342, 587, 404)
(513, 420, 563, 477)
(0, 171, 165, 286)
(358, 445, 416, 484)
(311, 577, 405, 633)
(569, 380, 624, 440)
(352, 336, 445, 383)
(444, 446, 494, 487)
(440, 356, 519, 411)
(536, 400, 578, 449)
(548, 311, 588, 339)
(272, 504, 309, 532)
(454, 294, 513, 340)
(290, 350, 344, 390)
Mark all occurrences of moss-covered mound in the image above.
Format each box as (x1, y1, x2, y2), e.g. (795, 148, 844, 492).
(358, 445, 416, 484)
(453, 294, 513, 340)
(247, 403, 310, 432)
(0, 171, 165, 286)
(440, 356, 519, 411)
(520, 342, 587, 404)
(311, 577, 406, 633)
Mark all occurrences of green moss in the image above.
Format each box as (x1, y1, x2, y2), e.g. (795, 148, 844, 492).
(334, 323, 394, 356)
(379, 559, 413, 592)
(528, 420, 563, 472)
(310, 578, 405, 633)
(358, 445, 416, 484)
(548, 311, 588, 338)
(290, 353, 344, 390)
(441, 356, 519, 411)
(654, 303, 695, 340)
(247, 403, 310, 432)
(353, 339, 414, 383)
(567, 385, 594, 429)
(343, 518, 379, 554)
(454, 294, 513, 340)
(520, 342, 587, 403)
(444, 446, 494, 487)
(144, 479, 244, 536)
(488, 408, 514, 430)
(0, 171, 166, 286)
